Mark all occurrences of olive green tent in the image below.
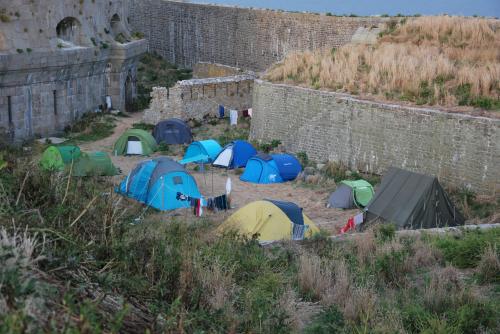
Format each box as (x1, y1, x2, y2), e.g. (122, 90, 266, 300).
(365, 167, 465, 230)
(72, 152, 118, 177)
(327, 180, 374, 209)
(113, 129, 157, 156)
(40, 145, 81, 171)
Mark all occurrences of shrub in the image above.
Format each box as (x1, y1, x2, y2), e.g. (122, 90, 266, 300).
(374, 224, 396, 243)
(476, 244, 500, 283)
(304, 305, 346, 334)
(132, 122, 154, 131)
(374, 241, 409, 286)
(433, 228, 500, 268)
(297, 151, 309, 167)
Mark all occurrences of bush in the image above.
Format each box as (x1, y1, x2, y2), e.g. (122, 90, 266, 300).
(374, 224, 396, 243)
(433, 228, 500, 268)
(304, 305, 346, 334)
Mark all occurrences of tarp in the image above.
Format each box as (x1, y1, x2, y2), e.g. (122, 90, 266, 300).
(72, 152, 118, 177)
(213, 140, 257, 169)
(153, 118, 192, 145)
(217, 200, 320, 242)
(182, 139, 222, 163)
(40, 145, 81, 171)
(113, 129, 157, 156)
(117, 157, 200, 211)
(240, 153, 301, 184)
(365, 167, 465, 229)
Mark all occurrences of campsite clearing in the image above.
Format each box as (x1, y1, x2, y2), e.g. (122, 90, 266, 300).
(78, 112, 355, 234)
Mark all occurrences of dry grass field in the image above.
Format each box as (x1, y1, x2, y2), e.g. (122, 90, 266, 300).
(266, 16, 500, 110)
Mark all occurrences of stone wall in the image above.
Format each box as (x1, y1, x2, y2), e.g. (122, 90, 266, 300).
(0, 0, 146, 142)
(251, 80, 500, 195)
(193, 62, 244, 79)
(143, 75, 254, 124)
(129, 0, 386, 71)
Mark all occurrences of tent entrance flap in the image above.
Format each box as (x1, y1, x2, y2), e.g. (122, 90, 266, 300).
(213, 146, 233, 167)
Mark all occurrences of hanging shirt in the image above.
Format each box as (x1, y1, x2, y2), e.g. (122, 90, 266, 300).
(219, 105, 225, 118)
(230, 110, 238, 126)
(226, 177, 232, 195)
(248, 108, 253, 118)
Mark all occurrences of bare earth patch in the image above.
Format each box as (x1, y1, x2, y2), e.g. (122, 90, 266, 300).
(79, 112, 355, 235)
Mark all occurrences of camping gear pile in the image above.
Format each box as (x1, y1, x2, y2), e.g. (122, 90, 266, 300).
(40, 145, 118, 177)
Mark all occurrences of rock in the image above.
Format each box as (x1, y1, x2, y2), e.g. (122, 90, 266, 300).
(304, 166, 316, 176)
(305, 175, 320, 184)
(316, 163, 325, 170)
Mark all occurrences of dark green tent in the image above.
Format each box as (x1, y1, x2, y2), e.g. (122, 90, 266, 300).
(365, 167, 464, 230)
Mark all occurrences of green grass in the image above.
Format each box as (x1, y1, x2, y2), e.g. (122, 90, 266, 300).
(132, 53, 193, 112)
(433, 228, 500, 268)
(64, 112, 116, 142)
(0, 146, 499, 333)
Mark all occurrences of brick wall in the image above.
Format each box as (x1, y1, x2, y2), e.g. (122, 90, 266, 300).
(129, 0, 386, 71)
(251, 80, 500, 195)
(143, 74, 255, 124)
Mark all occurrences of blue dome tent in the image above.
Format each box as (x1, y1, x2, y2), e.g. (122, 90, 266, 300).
(213, 140, 257, 169)
(240, 153, 302, 184)
(180, 139, 222, 164)
(153, 118, 192, 145)
(117, 157, 201, 211)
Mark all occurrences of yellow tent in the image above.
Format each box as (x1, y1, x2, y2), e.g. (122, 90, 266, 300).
(218, 200, 320, 242)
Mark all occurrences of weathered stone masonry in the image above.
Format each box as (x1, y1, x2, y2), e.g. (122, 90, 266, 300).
(251, 81, 500, 195)
(0, 0, 146, 142)
(143, 74, 254, 124)
(129, 0, 386, 71)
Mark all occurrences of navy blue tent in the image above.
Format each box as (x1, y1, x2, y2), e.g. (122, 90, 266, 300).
(213, 140, 257, 169)
(240, 153, 302, 184)
(153, 118, 192, 145)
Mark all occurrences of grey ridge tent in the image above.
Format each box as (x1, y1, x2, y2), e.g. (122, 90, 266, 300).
(153, 118, 192, 145)
(365, 167, 465, 230)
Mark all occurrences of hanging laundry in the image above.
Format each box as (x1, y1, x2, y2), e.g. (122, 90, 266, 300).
(354, 212, 364, 226)
(242, 109, 249, 117)
(248, 108, 253, 118)
(230, 109, 238, 126)
(219, 105, 225, 119)
(226, 177, 232, 195)
(340, 217, 354, 234)
(340, 212, 364, 234)
(193, 198, 203, 217)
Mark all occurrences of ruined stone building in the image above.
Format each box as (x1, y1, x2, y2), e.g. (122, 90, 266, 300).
(0, 0, 146, 142)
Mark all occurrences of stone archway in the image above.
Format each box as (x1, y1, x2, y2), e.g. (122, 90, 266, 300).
(56, 17, 82, 45)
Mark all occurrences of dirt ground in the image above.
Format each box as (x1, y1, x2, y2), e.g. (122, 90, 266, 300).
(79, 112, 356, 235)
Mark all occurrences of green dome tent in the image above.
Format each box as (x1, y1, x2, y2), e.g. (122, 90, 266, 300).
(113, 129, 157, 156)
(40, 145, 81, 171)
(327, 180, 374, 209)
(72, 152, 118, 177)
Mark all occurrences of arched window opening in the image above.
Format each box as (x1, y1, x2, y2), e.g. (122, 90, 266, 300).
(56, 17, 82, 46)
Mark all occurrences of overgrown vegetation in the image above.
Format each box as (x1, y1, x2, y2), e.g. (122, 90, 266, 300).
(0, 145, 498, 332)
(266, 16, 500, 111)
(133, 53, 192, 112)
(64, 112, 116, 142)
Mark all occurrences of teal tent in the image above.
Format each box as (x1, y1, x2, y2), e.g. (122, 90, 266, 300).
(180, 139, 222, 164)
